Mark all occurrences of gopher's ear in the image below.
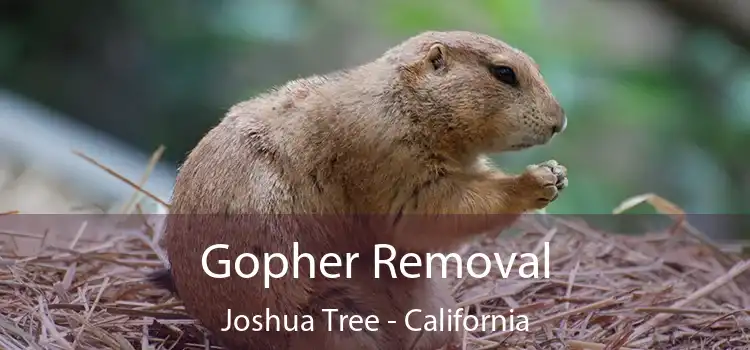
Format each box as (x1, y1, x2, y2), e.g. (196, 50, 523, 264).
(424, 43, 448, 71)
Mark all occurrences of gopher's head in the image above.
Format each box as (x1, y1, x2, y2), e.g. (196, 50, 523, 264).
(383, 31, 566, 154)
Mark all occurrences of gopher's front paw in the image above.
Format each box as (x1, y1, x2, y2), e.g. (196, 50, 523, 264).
(517, 160, 567, 210)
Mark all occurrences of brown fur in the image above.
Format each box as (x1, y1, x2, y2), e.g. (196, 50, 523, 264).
(155, 31, 568, 350)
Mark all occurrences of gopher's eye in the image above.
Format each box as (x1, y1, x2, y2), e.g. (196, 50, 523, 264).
(489, 65, 518, 87)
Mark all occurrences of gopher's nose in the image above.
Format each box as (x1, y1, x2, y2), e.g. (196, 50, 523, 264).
(552, 114, 567, 135)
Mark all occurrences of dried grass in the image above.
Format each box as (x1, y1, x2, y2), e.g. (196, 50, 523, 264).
(1, 150, 749, 350)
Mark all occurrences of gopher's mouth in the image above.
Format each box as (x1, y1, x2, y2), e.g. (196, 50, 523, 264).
(507, 134, 555, 151)
(507, 143, 534, 150)
(503, 131, 557, 151)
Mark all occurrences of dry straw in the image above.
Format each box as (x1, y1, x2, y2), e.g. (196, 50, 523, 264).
(1, 148, 749, 349)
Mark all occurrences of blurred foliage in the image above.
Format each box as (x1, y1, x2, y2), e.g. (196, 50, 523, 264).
(1, 0, 749, 226)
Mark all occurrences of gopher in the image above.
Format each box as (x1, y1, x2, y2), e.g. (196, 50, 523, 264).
(150, 31, 568, 350)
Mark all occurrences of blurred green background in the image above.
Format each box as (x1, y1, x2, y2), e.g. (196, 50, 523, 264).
(1, 0, 749, 218)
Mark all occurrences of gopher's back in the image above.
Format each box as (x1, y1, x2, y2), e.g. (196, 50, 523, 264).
(161, 73, 407, 349)
(163, 108, 301, 349)
(171, 71, 408, 213)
